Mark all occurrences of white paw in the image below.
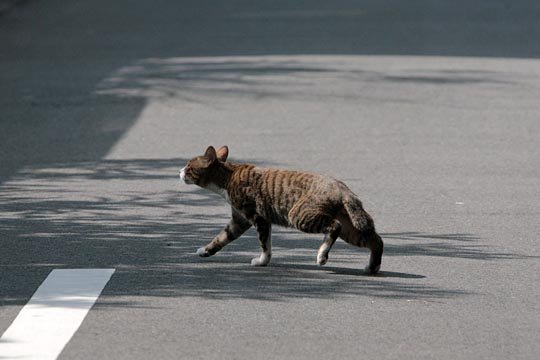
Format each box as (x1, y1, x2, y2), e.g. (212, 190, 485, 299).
(196, 247, 210, 257)
(250, 255, 270, 266)
(317, 254, 328, 266)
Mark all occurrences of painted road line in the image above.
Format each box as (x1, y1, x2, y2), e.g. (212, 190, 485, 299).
(0, 268, 115, 360)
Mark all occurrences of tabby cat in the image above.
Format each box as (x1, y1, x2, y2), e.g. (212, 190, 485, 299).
(180, 146, 383, 274)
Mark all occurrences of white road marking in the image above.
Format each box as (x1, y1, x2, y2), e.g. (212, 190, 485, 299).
(0, 268, 115, 360)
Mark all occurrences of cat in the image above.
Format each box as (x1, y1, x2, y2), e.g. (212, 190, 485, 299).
(179, 145, 383, 274)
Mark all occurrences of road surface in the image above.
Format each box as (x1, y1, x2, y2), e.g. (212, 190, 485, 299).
(1, 1, 540, 359)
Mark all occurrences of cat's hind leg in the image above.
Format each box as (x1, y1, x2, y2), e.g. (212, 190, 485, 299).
(336, 212, 383, 274)
(197, 208, 251, 257)
(364, 230, 383, 274)
(288, 197, 339, 265)
(317, 220, 341, 266)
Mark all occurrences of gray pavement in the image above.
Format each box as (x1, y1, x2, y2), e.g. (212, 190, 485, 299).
(1, 1, 540, 359)
(0, 0, 20, 15)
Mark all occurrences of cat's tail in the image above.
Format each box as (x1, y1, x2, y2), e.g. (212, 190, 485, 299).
(342, 194, 383, 274)
(342, 194, 375, 232)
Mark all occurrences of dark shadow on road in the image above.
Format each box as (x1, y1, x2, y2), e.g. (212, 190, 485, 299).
(3, 158, 536, 307)
(380, 232, 535, 261)
(3, 1, 540, 309)
(2, 0, 540, 183)
(96, 58, 518, 107)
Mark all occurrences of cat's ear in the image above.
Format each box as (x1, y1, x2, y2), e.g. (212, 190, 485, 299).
(216, 146, 229, 162)
(204, 146, 217, 163)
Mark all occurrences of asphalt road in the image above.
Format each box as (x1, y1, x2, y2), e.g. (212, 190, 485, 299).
(1, 1, 540, 359)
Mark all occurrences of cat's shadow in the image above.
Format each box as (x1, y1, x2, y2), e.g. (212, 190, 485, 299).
(274, 263, 426, 279)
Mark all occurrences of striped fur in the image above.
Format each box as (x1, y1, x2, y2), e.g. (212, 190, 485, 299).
(180, 146, 383, 273)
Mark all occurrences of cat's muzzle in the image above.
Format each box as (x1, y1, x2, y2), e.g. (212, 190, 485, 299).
(179, 167, 194, 184)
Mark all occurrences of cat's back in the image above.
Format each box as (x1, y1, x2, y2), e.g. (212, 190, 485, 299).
(230, 163, 343, 198)
(233, 164, 341, 202)
(229, 164, 346, 222)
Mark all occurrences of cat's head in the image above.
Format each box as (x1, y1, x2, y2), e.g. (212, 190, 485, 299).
(179, 145, 229, 187)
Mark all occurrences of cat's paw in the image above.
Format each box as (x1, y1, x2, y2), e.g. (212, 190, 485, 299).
(364, 264, 381, 274)
(317, 254, 328, 266)
(250, 255, 271, 266)
(196, 247, 210, 257)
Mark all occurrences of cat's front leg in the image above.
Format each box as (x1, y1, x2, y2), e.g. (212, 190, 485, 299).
(250, 216, 272, 266)
(197, 208, 251, 257)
